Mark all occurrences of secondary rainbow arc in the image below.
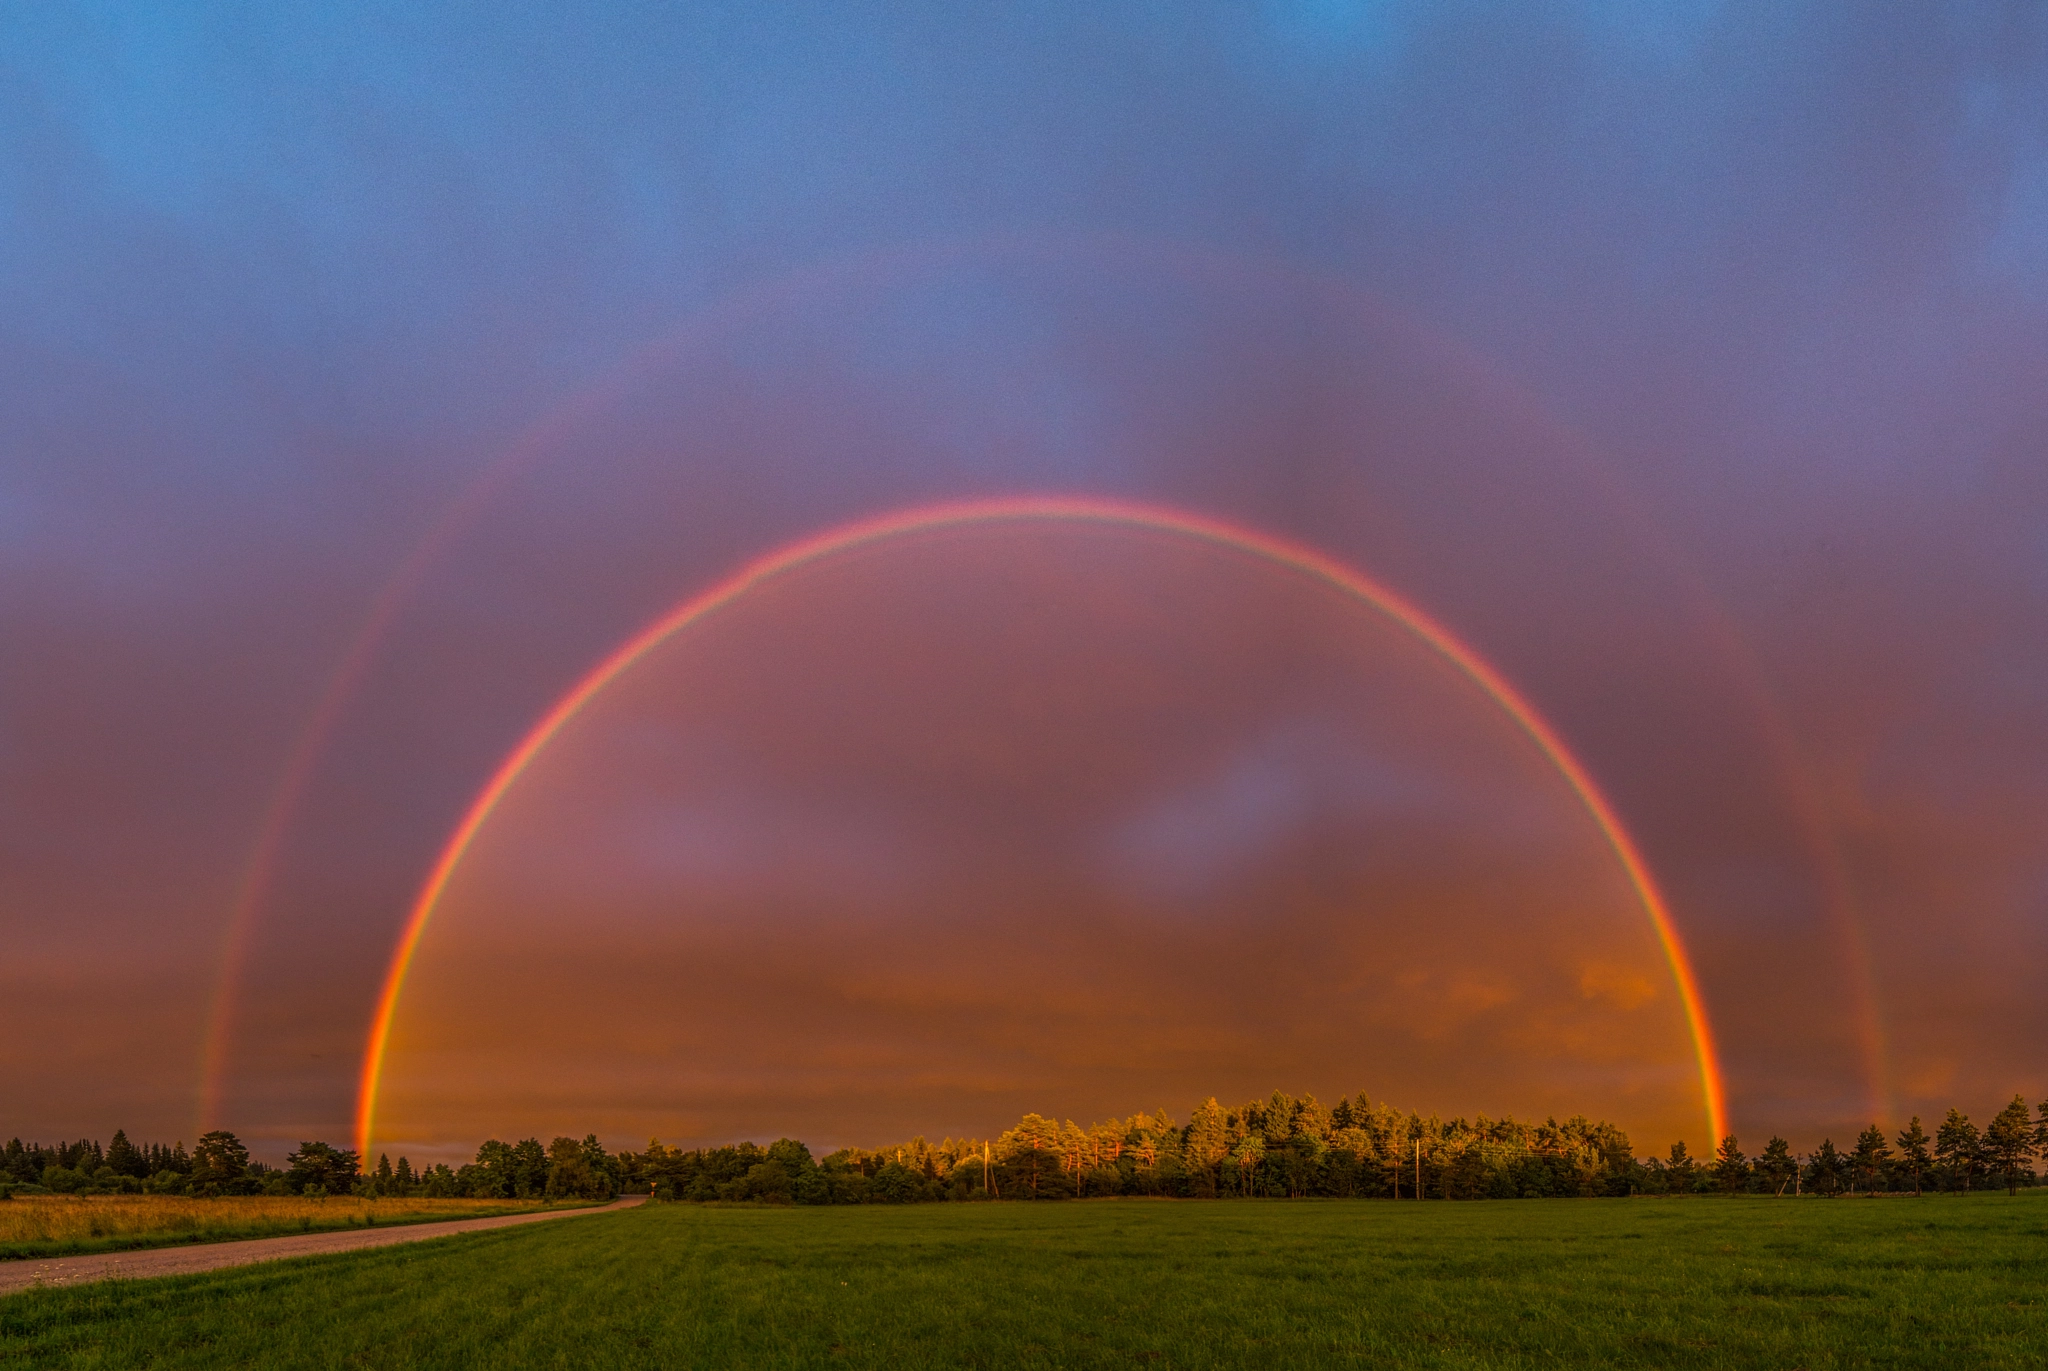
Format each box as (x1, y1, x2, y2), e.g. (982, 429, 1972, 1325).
(356, 494, 1727, 1157)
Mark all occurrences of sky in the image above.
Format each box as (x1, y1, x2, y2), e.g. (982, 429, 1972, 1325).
(3, 1, 2045, 1163)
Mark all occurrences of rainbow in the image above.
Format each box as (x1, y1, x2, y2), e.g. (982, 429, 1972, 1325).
(355, 495, 1727, 1157)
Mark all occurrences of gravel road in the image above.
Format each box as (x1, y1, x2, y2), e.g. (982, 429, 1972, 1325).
(0, 1194, 647, 1295)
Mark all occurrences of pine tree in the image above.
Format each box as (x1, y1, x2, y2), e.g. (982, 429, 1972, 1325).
(1895, 1117, 1931, 1195)
(1935, 1109, 1980, 1192)
(105, 1129, 143, 1178)
(1713, 1135, 1749, 1194)
(1757, 1136, 1796, 1195)
(1665, 1140, 1699, 1194)
(192, 1131, 251, 1194)
(1804, 1139, 1846, 1196)
(1983, 1096, 2035, 1195)
(1850, 1124, 1891, 1196)
(4, 1138, 32, 1185)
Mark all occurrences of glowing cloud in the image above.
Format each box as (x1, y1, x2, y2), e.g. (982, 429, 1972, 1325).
(356, 495, 1726, 1156)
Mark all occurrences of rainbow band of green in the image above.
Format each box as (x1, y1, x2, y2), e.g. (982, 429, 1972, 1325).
(356, 495, 1727, 1157)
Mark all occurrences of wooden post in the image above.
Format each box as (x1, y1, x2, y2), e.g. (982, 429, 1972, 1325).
(1415, 1139, 1422, 1199)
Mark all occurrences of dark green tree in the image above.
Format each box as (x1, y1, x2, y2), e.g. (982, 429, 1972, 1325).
(464, 1139, 515, 1197)
(766, 1138, 814, 1173)
(1712, 1136, 1748, 1194)
(1983, 1095, 2036, 1195)
(1757, 1136, 1796, 1195)
(1803, 1139, 1845, 1197)
(2, 1139, 32, 1184)
(509, 1138, 549, 1198)
(579, 1135, 619, 1195)
(105, 1130, 145, 1179)
(191, 1130, 252, 1195)
(1849, 1124, 1891, 1196)
(1935, 1110, 1980, 1193)
(1895, 1117, 1931, 1195)
(284, 1141, 359, 1196)
(1665, 1140, 1699, 1194)
(544, 1136, 608, 1200)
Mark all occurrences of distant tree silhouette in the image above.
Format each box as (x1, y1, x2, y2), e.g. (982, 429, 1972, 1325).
(1713, 1136, 1748, 1194)
(1756, 1137, 1796, 1195)
(1894, 1117, 1931, 1195)
(104, 1130, 144, 1179)
(1664, 1140, 1699, 1194)
(284, 1140, 358, 1196)
(1983, 1096, 2036, 1195)
(1936, 1110, 1981, 1193)
(1803, 1139, 1846, 1197)
(191, 1131, 253, 1196)
(1849, 1125, 1891, 1196)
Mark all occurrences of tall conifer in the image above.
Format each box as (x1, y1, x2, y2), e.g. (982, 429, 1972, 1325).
(1895, 1117, 1931, 1195)
(1983, 1096, 2035, 1195)
(1935, 1110, 1980, 1192)
(1713, 1135, 1748, 1194)
(1850, 1124, 1891, 1195)
(1804, 1139, 1846, 1196)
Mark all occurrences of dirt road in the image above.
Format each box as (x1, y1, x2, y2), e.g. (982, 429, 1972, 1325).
(0, 1194, 647, 1295)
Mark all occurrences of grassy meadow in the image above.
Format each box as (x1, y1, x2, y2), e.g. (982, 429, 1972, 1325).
(0, 1195, 571, 1262)
(3, 1192, 2045, 1368)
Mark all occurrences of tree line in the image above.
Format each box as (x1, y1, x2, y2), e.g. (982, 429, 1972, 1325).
(8, 1090, 2044, 1204)
(1, 1130, 618, 1202)
(628, 1091, 2048, 1204)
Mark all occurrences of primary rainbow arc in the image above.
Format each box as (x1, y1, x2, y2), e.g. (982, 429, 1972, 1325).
(356, 494, 1726, 1158)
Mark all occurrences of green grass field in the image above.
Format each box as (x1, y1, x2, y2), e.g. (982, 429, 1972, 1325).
(4, 1193, 2044, 1368)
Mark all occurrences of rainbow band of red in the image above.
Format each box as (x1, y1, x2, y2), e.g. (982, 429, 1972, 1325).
(355, 495, 1727, 1157)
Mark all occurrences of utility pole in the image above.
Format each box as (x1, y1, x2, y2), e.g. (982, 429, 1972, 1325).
(1415, 1139, 1422, 1199)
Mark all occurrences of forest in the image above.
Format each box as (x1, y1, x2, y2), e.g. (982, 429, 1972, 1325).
(7, 1090, 2044, 1206)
